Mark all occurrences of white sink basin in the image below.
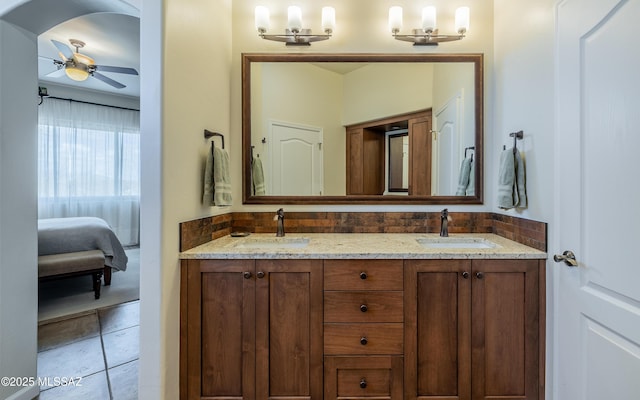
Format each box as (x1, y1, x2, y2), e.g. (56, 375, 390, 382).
(234, 237, 310, 249)
(416, 237, 497, 249)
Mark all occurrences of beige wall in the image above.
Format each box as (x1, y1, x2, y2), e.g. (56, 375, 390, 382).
(231, 0, 494, 212)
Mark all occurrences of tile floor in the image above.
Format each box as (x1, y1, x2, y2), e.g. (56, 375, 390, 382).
(37, 300, 139, 400)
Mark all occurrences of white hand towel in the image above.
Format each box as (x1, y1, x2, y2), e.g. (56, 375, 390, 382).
(252, 157, 266, 195)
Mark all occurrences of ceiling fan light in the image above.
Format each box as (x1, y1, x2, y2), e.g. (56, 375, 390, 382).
(74, 53, 94, 66)
(65, 66, 89, 81)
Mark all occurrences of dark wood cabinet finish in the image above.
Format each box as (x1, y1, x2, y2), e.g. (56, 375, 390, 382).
(407, 113, 433, 195)
(404, 259, 544, 400)
(182, 257, 544, 400)
(325, 356, 403, 400)
(180, 259, 323, 400)
(346, 127, 385, 195)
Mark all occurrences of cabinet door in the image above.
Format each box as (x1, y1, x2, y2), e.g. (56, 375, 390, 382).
(181, 259, 255, 400)
(408, 113, 432, 196)
(346, 128, 385, 195)
(471, 260, 540, 400)
(255, 259, 324, 400)
(405, 260, 472, 400)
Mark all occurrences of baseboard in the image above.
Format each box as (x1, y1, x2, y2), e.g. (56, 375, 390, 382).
(3, 384, 40, 400)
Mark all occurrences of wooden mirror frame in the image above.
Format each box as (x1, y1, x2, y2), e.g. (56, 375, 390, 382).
(242, 53, 484, 205)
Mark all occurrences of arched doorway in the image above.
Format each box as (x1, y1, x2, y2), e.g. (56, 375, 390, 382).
(0, 1, 161, 399)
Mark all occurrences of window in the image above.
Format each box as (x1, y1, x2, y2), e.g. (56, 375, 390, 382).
(38, 98, 140, 245)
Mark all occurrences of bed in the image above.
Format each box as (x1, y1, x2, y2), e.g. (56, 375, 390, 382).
(38, 217, 129, 286)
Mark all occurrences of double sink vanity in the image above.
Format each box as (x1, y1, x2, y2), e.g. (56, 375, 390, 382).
(180, 232, 546, 400)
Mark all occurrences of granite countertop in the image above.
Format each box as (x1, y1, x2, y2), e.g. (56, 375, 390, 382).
(179, 233, 547, 260)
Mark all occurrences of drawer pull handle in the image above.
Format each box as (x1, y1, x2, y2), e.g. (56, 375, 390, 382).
(461, 271, 469, 279)
(243, 271, 252, 279)
(360, 304, 368, 312)
(360, 379, 367, 389)
(257, 271, 265, 279)
(360, 337, 368, 345)
(360, 272, 367, 280)
(476, 271, 484, 279)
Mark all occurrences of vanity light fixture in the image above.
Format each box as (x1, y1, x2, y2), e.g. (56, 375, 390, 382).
(255, 5, 335, 46)
(389, 6, 469, 45)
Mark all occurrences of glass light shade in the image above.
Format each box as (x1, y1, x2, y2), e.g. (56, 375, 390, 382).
(74, 53, 94, 66)
(455, 7, 470, 33)
(255, 6, 270, 32)
(422, 6, 436, 32)
(65, 67, 89, 81)
(321, 6, 336, 33)
(388, 6, 403, 32)
(287, 6, 303, 32)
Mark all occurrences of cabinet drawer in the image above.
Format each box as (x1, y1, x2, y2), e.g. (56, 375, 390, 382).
(324, 356, 403, 400)
(324, 323, 403, 355)
(324, 291, 403, 323)
(324, 260, 403, 291)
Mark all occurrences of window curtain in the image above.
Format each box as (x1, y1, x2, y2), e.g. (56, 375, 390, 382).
(38, 98, 140, 246)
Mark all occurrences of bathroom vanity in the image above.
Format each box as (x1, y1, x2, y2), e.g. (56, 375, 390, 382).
(179, 233, 546, 400)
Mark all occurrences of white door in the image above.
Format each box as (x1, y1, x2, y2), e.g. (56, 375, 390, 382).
(556, 1, 640, 399)
(269, 120, 323, 195)
(433, 93, 462, 196)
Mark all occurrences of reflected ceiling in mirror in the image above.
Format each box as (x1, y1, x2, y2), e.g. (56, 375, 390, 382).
(242, 53, 483, 204)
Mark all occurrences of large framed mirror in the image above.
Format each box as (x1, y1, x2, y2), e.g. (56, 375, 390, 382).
(242, 53, 483, 204)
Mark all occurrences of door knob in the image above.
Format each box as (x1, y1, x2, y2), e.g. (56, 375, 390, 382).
(243, 271, 252, 279)
(461, 271, 470, 279)
(256, 271, 265, 278)
(554, 250, 578, 267)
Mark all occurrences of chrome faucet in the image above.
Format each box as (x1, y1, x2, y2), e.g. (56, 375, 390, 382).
(440, 208, 451, 237)
(275, 208, 285, 237)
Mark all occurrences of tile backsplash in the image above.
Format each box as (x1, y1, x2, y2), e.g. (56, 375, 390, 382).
(180, 211, 546, 252)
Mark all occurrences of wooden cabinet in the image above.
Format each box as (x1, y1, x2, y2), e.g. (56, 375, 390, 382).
(181, 257, 544, 400)
(345, 110, 432, 196)
(404, 259, 544, 400)
(180, 259, 323, 400)
(324, 260, 404, 400)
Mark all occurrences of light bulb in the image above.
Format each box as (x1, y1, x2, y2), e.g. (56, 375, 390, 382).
(388, 6, 403, 33)
(288, 6, 302, 33)
(322, 7, 336, 34)
(455, 7, 470, 34)
(422, 6, 436, 33)
(255, 6, 270, 33)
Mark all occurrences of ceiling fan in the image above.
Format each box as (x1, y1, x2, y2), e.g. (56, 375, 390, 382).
(45, 39, 138, 89)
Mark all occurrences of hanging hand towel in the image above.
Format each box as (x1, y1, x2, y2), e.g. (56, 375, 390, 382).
(252, 157, 266, 196)
(514, 149, 527, 208)
(213, 146, 233, 206)
(497, 148, 518, 209)
(455, 157, 472, 196)
(498, 148, 528, 209)
(466, 159, 475, 196)
(202, 145, 215, 206)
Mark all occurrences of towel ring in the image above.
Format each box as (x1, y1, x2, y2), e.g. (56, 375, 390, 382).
(508, 130, 523, 154)
(204, 129, 225, 149)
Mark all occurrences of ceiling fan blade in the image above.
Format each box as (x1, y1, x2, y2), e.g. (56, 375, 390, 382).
(92, 72, 126, 89)
(51, 39, 73, 61)
(45, 68, 67, 78)
(94, 65, 139, 75)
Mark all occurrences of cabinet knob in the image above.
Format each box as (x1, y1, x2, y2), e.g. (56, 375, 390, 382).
(360, 272, 367, 280)
(360, 304, 368, 312)
(257, 271, 265, 279)
(243, 271, 252, 279)
(476, 271, 484, 279)
(360, 379, 367, 389)
(461, 271, 470, 279)
(360, 337, 368, 345)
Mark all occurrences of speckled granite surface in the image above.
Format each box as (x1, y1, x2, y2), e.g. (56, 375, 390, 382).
(179, 233, 547, 260)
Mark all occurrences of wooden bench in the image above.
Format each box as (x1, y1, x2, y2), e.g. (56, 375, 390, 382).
(38, 250, 105, 299)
